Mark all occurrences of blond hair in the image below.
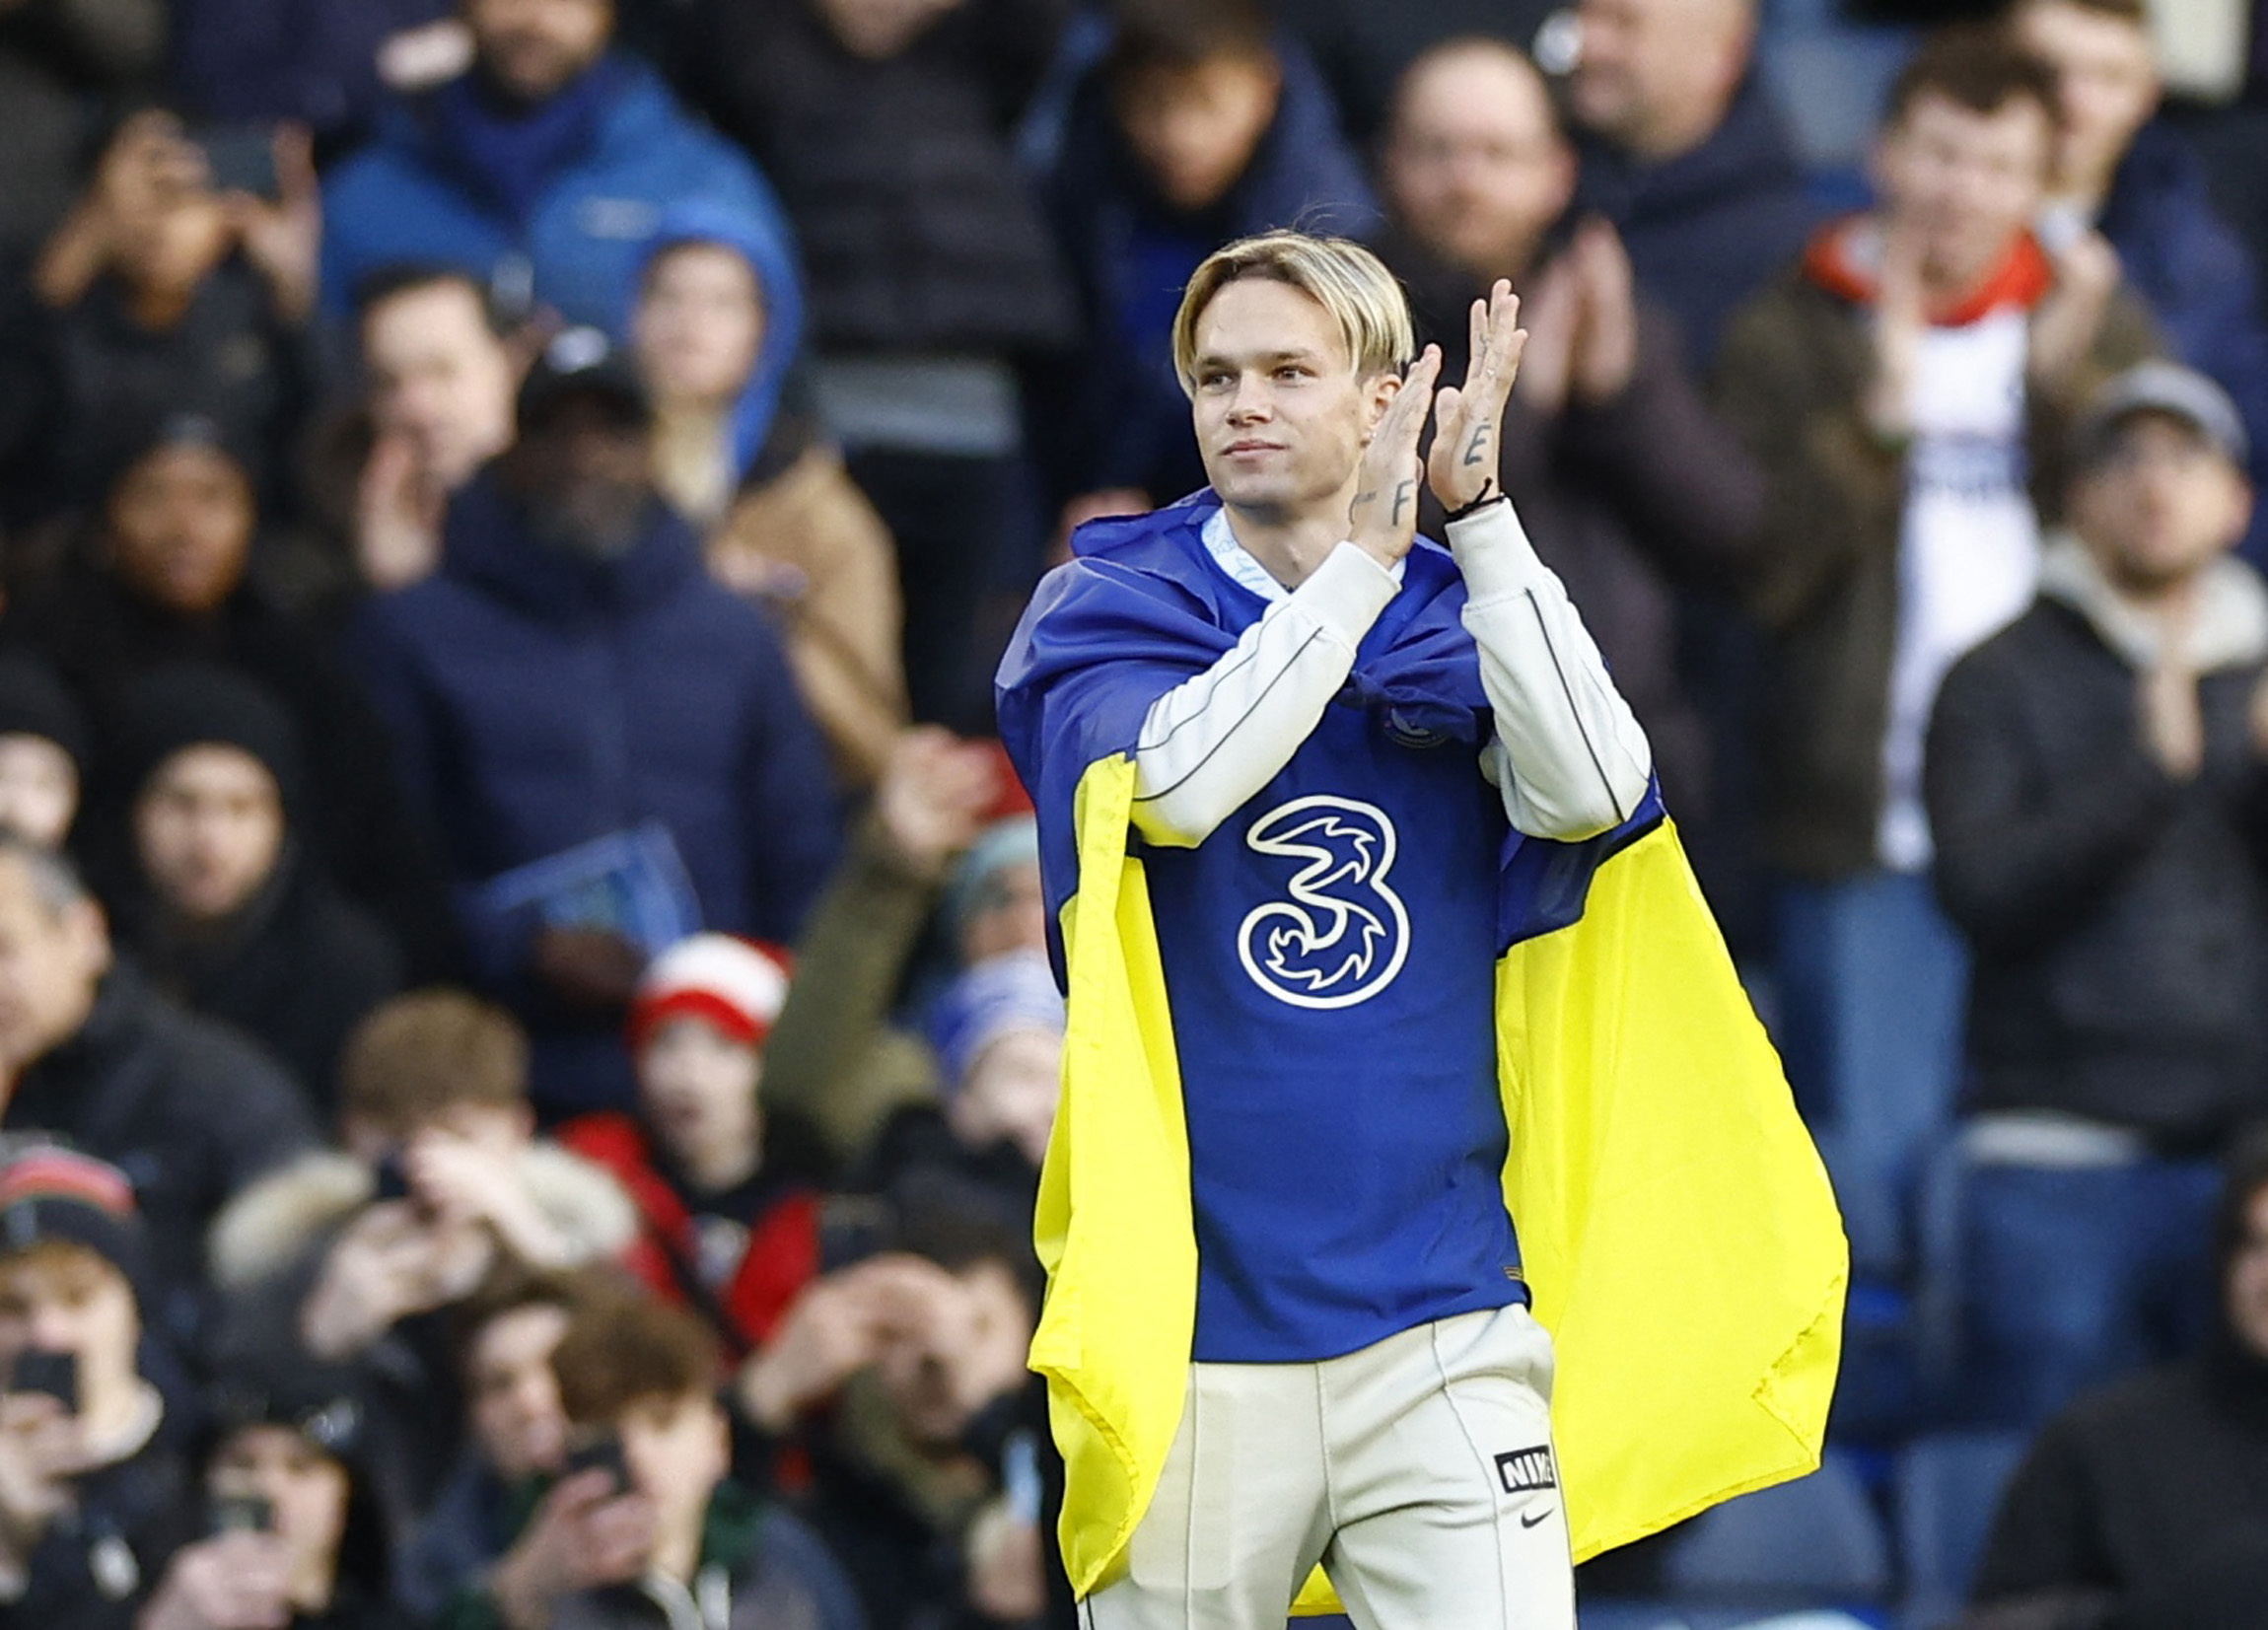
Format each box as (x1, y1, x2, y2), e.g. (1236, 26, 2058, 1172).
(1170, 232, 1415, 395)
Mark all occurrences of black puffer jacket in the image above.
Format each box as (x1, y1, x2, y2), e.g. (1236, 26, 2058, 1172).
(687, 0, 1075, 358)
(1925, 542, 2268, 1145)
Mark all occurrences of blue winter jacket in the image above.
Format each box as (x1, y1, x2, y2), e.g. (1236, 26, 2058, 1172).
(319, 54, 801, 339)
(350, 477, 840, 1112)
(2098, 120, 2268, 562)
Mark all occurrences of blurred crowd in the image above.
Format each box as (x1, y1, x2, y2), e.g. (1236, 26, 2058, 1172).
(1, 0, 2268, 1626)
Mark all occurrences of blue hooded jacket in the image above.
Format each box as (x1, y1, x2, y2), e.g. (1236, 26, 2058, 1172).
(632, 200, 808, 486)
(320, 54, 802, 341)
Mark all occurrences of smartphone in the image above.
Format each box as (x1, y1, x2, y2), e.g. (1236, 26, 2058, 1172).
(194, 125, 279, 199)
(564, 1433, 630, 1497)
(208, 1492, 275, 1536)
(8, 1348, 79, 1414)
(372, 1151, 413, 1205)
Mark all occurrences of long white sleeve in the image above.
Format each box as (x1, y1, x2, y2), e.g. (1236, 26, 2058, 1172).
(1450, 499, 1655, 840)
(1131, 542, 1400, 848)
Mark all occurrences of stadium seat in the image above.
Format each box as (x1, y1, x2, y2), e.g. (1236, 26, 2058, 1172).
(1662, 1450, 1895, 1607)
(1894, 1431, 2030, 1630)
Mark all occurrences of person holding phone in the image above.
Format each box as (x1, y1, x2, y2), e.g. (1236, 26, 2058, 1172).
(0, 1148, 194, 1630)
(139, 1375, 405, 1630)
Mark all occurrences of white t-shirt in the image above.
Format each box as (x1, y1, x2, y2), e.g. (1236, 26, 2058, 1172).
(1877, 308, 2041, 872)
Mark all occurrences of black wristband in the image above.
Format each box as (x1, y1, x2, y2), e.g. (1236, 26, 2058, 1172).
(1444, 482, 1505, 524)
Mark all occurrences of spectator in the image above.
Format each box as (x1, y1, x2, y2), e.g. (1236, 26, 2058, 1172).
(1715, 28, 2157, 1273)
(1566, 0, 1825, 368)
(319, 0, 800, 339)
(141, 1370, 407, 1630)
(350, 264, 528, 594)
(0, 834, 315, 1336)
(1961, 1130, 2268, 1629)
(0, 414, 458, 981)
(393, 1269, 596, 1621)
(1038, 0, 1379, 516)
(1926, 363, 2266, 1425)
(1369, 35, 1762, 823)
(630, 210, 910, 789)
(207, 989, 635, 1525)
(450, 1290, 866, 1630)
(0, 0, 164, 266)
(106, 665, 400, 1105)
(942, 815, 1043, 968)
(0, 652, 91, 849)
(2009, 0, 2268, 564)
(734, 1192, 1049, 1630)
(557, 935, 822, 1359)
(0, 1149, 195, 1630)
(1281, 0, 1558, 148)
(1, 108, 321, 531)
(685, 0, 1078, 728)
(169, 0, 460, 147)
(351, 330, 841, 1116)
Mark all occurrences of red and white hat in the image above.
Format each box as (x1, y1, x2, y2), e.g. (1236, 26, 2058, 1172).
(627, 934, 792, 1054)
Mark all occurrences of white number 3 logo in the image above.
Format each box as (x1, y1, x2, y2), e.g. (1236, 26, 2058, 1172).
(1237, 796, 1410, 1010)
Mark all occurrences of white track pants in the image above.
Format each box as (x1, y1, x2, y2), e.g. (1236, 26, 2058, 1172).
(1081, 1304, 1577, 1630)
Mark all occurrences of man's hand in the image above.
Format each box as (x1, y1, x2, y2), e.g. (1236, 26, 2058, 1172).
(735, 1263, 903, 1432)
(1567, 222, 1640, 407)
(2141, 652, 2205, 782)
(0, 1391, 81, 1562)
(874, 727, 1003, 880)
(964, 1496, 1046, 1623)
(405, 1132, 569, 1269)
(355, 432, 446, 591)
(299, 1199, 479, 1359)
(222, 126, 320, 322)
(136, 1531, 295, 1630)
(1427, 282, 1527, 514)
(1864, 226, 1928, 441)
(2029, 231, 2120, 391)
(1347, 346, 1442, 568)
(488, 1469, 655, 1630)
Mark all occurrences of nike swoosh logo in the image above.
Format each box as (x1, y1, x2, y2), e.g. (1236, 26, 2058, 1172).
(1520, 1510, 1553, 1529)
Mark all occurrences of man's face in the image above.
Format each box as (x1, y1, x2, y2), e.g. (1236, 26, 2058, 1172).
(208, 1426, 350, 1584)
(2015, 0, 2159, 193)
(106, 445, 255, 617)
(1115, 54, 1281, 214)
(2069, 414, 2253, 593)
(135, 744, 286, 923)
(1384, 47, 1575, 280)
(1873, 91, 2054, 295)
(464, 0, 612, 103)
(636, 1018, 763, 1179)
(1570, 0, 1749, 157)
(500, 392, 654, 558)
(364, 283, 519, 491)
(946, 1030, 1061, 1169)
(0, 738, 79, 850)
(0, 1243, 141, 1419)
(1189, 277, 1395, 522)
(2228, 1182, 2268, 1361)
(959, 859, 1046, 965)
(876, 1260, 1034, 1449)
(0, 857, 108, 1075)
(465, 1303, 571, 1481)
(617, 1390, 729, 1552)
(634, 245, 767, 410)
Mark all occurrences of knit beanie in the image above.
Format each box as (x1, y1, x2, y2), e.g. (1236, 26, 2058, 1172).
(0, 1146, 151, 1309)
(627, 934, 791, 1055)
(0, 653, 91, 779)
(928, 951, 1065, 1092)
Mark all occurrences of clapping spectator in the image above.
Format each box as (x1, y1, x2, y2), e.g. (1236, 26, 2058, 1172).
(350, 331, 841, 1116)
(1714, 28, 2158, 1273)
(450, 1290, 866, 1630)
(630, 210, 909, 789)
(0, 1149, 195, 1630)
(1, 109, 320, 531)
(106, 665, 399, 1104)
(319, 0, 800, 339)
(1927, 364, 2268, 1426)
(1038, 0, 1378, 518)
(0, 835, 315, 1342)
(2010, 0, 2268, 563)
(0, 652, 91, 849)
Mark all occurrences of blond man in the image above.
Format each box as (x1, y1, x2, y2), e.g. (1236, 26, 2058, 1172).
(997, 232, 1660, 1628)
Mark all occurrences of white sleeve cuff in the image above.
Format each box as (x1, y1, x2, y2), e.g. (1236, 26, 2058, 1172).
(1445, 499, 1549, 604)
(1300, 541, 1402, 648)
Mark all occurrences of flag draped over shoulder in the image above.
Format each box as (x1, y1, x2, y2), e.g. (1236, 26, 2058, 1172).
(996, 495, 1847, 1607)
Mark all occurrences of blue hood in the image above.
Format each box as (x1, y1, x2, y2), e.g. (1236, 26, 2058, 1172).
(634, 201, 807, 486)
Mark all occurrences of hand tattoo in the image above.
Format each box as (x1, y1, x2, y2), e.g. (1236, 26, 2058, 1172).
(1461, 423, 1492, 468)
(1391, 479, 1414, 526)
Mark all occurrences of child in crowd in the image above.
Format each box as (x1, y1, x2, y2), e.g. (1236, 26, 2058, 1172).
(558, 936, 821, 1359)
